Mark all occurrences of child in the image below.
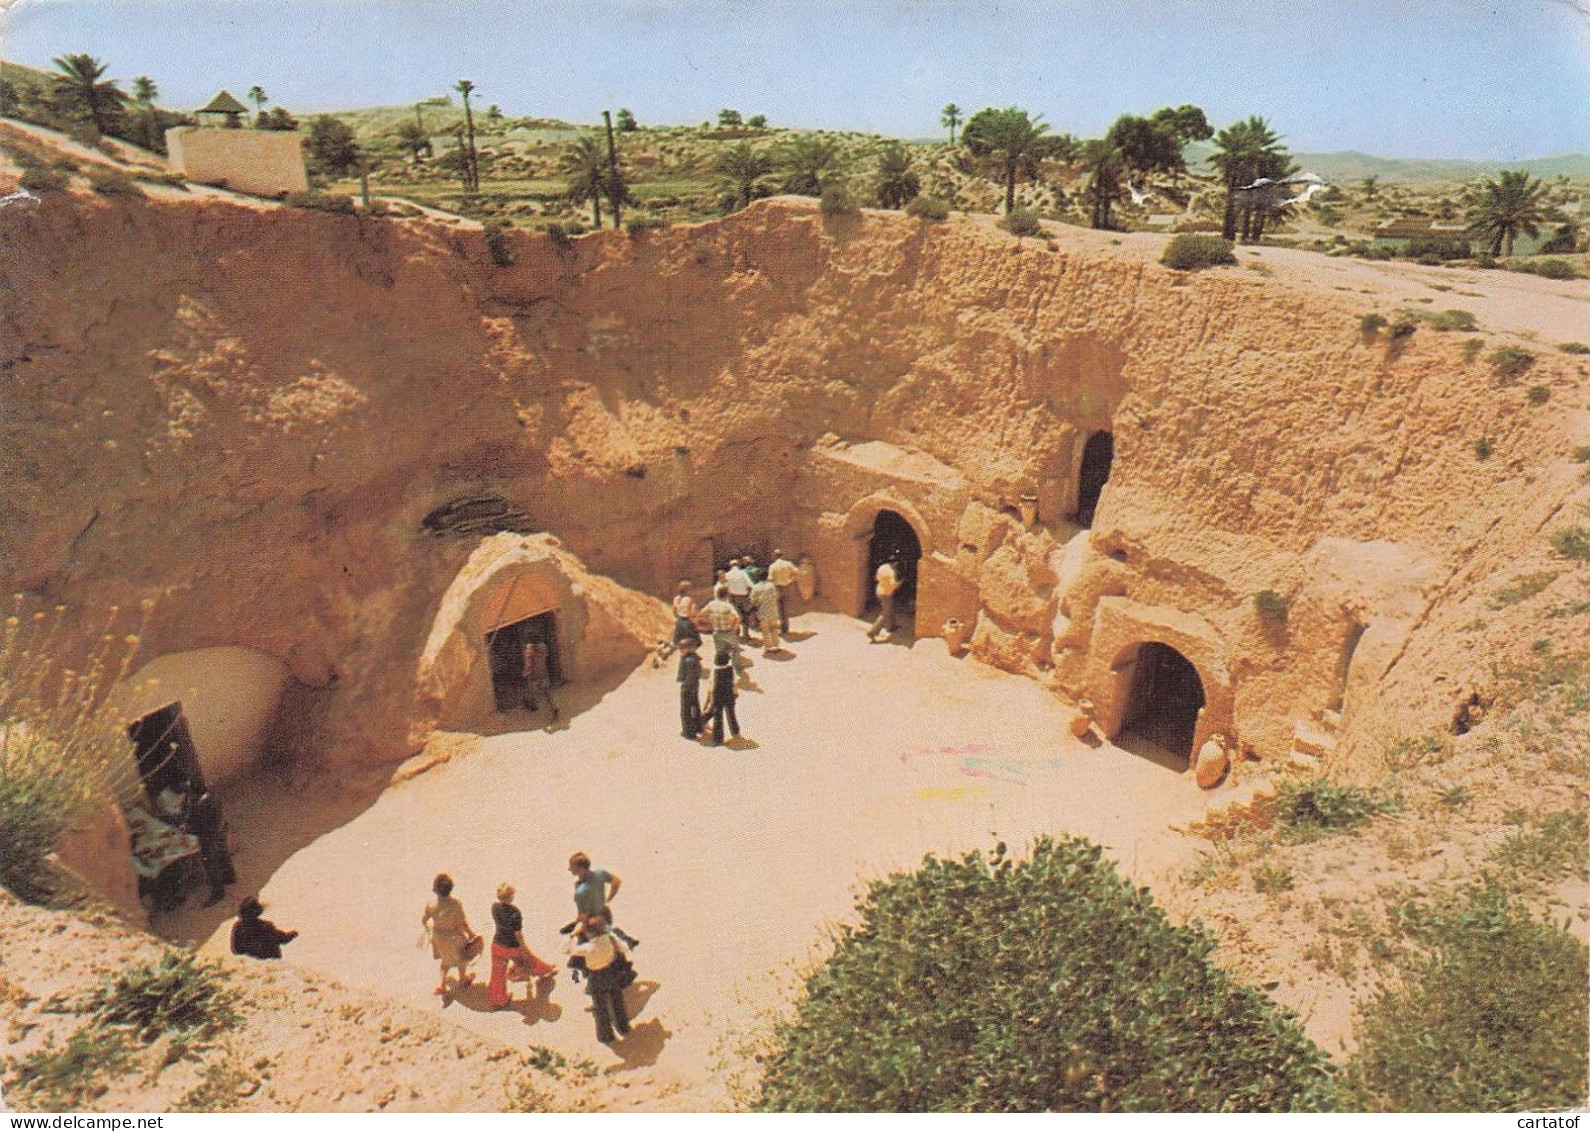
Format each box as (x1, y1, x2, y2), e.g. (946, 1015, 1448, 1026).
(705, 648, 741, 746)
(676, 637, 704, 739)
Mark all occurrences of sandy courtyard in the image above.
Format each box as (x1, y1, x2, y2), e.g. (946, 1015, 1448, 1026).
(194, 614, 1222, 1110)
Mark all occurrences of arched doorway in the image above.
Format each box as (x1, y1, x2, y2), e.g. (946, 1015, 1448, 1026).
(1119, 642, 1205, 765)
(1076, 431, 1114, 527)
(485, 610, 562, 712)
(863, 509, 922, 616)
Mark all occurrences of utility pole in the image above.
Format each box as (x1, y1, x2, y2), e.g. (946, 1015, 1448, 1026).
(603, 109, 622, 229)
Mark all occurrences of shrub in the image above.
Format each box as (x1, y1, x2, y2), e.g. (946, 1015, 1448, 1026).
(1574, 445, 1590, 463)
(905, 195, 949, 221)
(1424, 308, 1476, 332)
(88, 168, 145, 198)
(1526, 384, 1550, 405)
(624, 216, 666, 236)
(1359, 313, 1387, 335)
(482, 219, 516, 267)
(1161, 234, 1235, 270)
(819, 185, 858, 217)
(1342, 880, 1588, 1112)
(1253, 589, 1289, 625)
(1551, 525, 1590, 562)
(90, 951, 238, 1043)
(1387, 317, 1418, 341)
(1509, 257, 1578, 280)
(284, 191, 355, 215)
(10, 1026, 134, 1107)
(1471, 252, 1498, 269)
(1559, 341, 1590, 355)
(18, 164, 69, 193)
(999, 206, 1042, 238)
(1274, 779, 1395, 841)
(1473, 436, 1494, 460)
(1489, 346, 1536, 380)
(1401, 238, 1469, 261)
(755, 838, 1337, 1112)
(1461, 338, 1485, 361)
(66, 122, 101, 149)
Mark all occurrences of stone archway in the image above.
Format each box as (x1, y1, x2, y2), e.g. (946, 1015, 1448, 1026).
(1113, 641, 1206, 765)
(840, 495, 932, 620)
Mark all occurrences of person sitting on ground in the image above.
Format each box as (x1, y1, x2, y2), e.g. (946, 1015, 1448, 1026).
(706, 647, 742, 746)
(566, 912, 633, 1044)
(767, 549, 798, 633)
(702, 583, 749, 679)
(676, 636, 705, 739)
(565, 852, 639, 948)
(422, 872, 480, 996)
(487, 883, 556, 1010)
(751, 572, 783, 655)
(231, 896, 298, 960)
(867, 557, 902, 642)
(522, 635, 559, 719)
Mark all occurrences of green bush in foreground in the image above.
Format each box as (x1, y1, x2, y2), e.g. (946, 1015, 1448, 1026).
(1343, 880, 1588, 1112)
(90, 951, 238, 1043)
(1160, 234, 1235, 270)
(755, 838, 1336, 1113)
(1274, 779, 1396, 842)
(999, 206, 1042, 238)
(905, 195, 949, 221)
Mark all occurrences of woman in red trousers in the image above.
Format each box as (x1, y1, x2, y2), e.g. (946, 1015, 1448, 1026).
(488, 883, 556, 1009)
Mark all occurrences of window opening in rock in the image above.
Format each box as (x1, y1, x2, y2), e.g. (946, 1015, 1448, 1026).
(486, 610, 561, 712)
(1076, 431, 1114, 527)
(1119, 642, 1205, 765)
(1331, 623, 1366, 712)
(863, 509, 922, 615)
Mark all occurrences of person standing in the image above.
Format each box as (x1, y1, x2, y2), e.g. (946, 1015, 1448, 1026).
(568, 852, 639, 948)
(522, 635, 559, 718)
(751, 574, 783, 655)
(724, 558, 754, 640)
(676, 637, 705, 739)
(706, 648, 742, 745)
(767, 549, 798, 633)
(566, 913, 632, 1044)
(422, 872, 479, 996)
(867, 557, 902, 642)
(488, 883, 555, 1009)
(230, 896, 298, 960)
(702, 584, 748, 678)
(671, 580, 699, 644)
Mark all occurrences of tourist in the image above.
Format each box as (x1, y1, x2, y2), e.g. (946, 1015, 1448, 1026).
(422, 872, 480, 996)
(751, 572, 783, 654)
(522, 634, 559, 719)
(767, 549, 798, 633)
(567, 852, 639, 948)
(867, 557, 902, 642)
(702, 583, 748, 678)
(724, 558, 754, 639)
(487, 883, 556, 1009)
(706, 648, 742, 745)
(230, 896, 298, 960)
(676, 636, 705, 739)
(566, 912, 634, 1044)
(671, 580, 699, 644)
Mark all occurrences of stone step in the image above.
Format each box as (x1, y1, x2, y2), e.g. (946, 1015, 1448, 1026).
(1291, 721, 1338, 762)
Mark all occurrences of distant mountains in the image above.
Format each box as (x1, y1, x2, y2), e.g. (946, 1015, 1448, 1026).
(1183, 142, 1590, 183)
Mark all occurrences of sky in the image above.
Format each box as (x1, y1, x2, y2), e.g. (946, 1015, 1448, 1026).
(2, 0, 1587, 160)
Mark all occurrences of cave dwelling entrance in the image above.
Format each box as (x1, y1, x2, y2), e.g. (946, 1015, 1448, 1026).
(486, 610, 562, 713)
(1076, 430, 1114, 528)
(1117, 641, 1206, 767)
(860, 509, 922, 624)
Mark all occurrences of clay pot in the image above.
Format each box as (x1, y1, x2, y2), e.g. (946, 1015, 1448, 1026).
(1018, 493, 1039, 529)
(1194, 735, 1230, 789)
(942, 617, 972, 656)
(1069, 698, 1095, 739)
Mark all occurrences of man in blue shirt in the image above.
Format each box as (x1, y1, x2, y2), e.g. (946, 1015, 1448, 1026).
(567, 851, 639, 948)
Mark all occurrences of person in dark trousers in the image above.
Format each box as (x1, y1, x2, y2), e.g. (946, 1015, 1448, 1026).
(676, 636, 704, 739)
(522, 635, 559, 718)
(187, 788, 235, 907)
(567, 912, 633, 1044)
(230, 896, 298, 960)
(706, 648, 741, 746)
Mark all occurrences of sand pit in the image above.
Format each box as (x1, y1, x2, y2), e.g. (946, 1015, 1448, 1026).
(196, 613, 1213, 1110)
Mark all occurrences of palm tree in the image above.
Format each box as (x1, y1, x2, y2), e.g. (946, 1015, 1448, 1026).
(1081, 139, 1124, 230)
(1208, 116, 1289, 242)
(51, 53, 125, 136)
(961, 106, 1049, 214)
(564, 134, 608, 226)
(248, 86, 268, 117)
(396, 120, 431, 163)
(1467, 170, 1551, 258)
(601, 109, 631, 228)
(131, 76, 158, 149)
(715, 142, 774, 210)
(941, 103, 962, 146)
(875, 143, 920, 209)
(777, 134, 842, 196)
(454, 79, 479, 192)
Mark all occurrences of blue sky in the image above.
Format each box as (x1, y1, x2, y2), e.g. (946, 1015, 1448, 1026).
(3, 0, 1587, 159)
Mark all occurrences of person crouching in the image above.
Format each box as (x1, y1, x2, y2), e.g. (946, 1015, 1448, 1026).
(566, 911, 634, 1044)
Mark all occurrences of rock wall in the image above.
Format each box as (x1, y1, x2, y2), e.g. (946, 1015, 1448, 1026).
(1, 191, 1584, 776)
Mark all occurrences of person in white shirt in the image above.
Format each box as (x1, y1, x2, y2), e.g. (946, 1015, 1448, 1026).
(702, 584, 749, 676)
(767, 550, 798, 633)
(566, 912, 633, 1043)
(724, 559, 754, 640)
(867, 558, 902, 642)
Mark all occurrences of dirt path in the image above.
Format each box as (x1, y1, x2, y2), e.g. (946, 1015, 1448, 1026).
(200, 614, 1214, 1111)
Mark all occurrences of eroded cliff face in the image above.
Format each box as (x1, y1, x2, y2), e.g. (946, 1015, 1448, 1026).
(2, 191, 1584, 775)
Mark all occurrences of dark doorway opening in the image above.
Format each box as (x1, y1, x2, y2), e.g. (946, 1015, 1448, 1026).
(1076, 431, 1114, 527)
(864, 510, 922, 615)
(486, 610, 561, 711)
(1331, 623, 1366, 712)
(1119, 642, 1205, 765)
